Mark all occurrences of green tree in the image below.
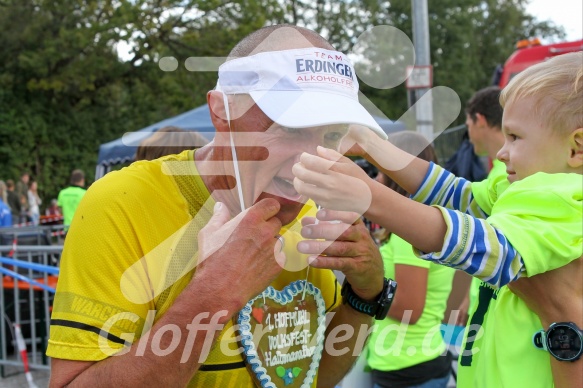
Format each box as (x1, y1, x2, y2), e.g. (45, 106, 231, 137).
(0, 0, 565, 209)
(354, 0, 564, 123)
(0, 0, 272, 203)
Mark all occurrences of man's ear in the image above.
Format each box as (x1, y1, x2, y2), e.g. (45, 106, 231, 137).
(475, 113, 489, 129)
(207, 90, 230, 133)
(567, 128, 583, 168)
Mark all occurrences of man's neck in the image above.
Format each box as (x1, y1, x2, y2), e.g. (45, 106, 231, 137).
(194, 145, 241, 217)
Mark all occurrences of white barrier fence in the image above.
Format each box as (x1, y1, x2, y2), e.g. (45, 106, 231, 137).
(0, 245, 61, 380)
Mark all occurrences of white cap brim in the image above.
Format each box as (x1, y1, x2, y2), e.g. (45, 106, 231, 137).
(249, 89, 388, 140)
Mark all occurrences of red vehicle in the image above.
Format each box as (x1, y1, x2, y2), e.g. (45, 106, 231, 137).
(493, 38, 583, 87)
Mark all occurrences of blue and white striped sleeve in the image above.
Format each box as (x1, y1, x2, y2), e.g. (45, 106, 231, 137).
(412, 162, 488, 218)
(410, 163, 526, 287)
(413, 207, 526, 287)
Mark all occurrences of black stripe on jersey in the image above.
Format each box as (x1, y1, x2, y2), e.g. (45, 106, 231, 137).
(199, 361, 246, 371)
(51, 319, 127, 345)
(325, 279, 339, 313)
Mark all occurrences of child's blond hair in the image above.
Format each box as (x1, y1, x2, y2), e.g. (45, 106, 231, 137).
(500, 51, 583, 135)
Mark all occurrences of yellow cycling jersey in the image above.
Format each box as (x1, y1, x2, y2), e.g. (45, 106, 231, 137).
(47, 150, 341, 387)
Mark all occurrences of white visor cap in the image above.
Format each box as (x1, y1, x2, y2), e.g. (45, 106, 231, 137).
(216, 48, 387, 140)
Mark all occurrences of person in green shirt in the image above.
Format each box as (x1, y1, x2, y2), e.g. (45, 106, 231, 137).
(367, 132, 455, 388)
(57, 169, 86, 228)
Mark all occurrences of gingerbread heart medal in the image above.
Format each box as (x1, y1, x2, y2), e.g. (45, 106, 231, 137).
(237, 280, 326, 388)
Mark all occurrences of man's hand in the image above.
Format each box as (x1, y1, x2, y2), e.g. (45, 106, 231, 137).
(297, 208, 384, 301)
(302, 208, 384, 387)
(195, 198, 285, 311)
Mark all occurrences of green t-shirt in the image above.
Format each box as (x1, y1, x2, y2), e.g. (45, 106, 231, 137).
(489, 173, 582, 276)
(367, 235, 455, 371)
(459, 172, 582, 387)
(471, 159, 510, 216)
(57, 186, 87, 226)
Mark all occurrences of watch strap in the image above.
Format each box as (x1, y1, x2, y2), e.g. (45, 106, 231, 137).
(341, 277, 396, 320)
(533, 329, 548, 351)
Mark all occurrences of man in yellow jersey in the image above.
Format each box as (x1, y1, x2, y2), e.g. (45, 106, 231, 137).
(48, 25, 395, 387)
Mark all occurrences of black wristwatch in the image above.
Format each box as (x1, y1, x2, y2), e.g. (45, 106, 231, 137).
(341, 277, 397, 320)
(533, 322, 583, 362)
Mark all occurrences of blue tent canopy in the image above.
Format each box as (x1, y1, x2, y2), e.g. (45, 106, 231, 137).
(96, 104, 405, 178)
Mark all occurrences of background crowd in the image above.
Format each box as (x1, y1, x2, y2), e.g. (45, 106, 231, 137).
(0, 169, 86, 228)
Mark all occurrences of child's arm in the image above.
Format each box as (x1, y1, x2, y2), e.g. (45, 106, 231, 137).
(292, 147, 447, 252)
(410, 162, 488, 218)
(293, 147, 526, 288)
(341, 129, 489, 218)
(407, 205, 525, 287)
(340, 126, 431, 195)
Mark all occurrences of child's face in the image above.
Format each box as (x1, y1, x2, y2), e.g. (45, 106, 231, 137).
(497, 97, 572, 183)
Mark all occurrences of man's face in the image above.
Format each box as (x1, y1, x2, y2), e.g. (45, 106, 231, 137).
(228, 97, 348, 225)
(497, 97, 571, 183)
(466, 113, 486, 156)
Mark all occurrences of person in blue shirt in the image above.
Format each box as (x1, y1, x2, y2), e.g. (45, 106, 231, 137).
(0, 181, 13, 227)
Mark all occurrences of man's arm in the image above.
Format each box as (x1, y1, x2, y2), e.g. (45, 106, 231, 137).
(295, 210, 384, 387)
(508, 258, 583, 388)
(50, 199, 286, 387)
(317, 304, 374, 387)
(50, 283, 235, 387)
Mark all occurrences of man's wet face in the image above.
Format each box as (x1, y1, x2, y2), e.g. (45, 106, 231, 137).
(228, 99, 348, 225)
(256, 124, 348, 225)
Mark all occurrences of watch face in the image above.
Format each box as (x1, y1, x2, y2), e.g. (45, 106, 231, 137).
(547, 325, 582, 361)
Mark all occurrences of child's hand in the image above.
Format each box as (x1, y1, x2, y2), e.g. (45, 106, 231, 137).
(338, 125, 374, 158)
(292, 146, 373, 215)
